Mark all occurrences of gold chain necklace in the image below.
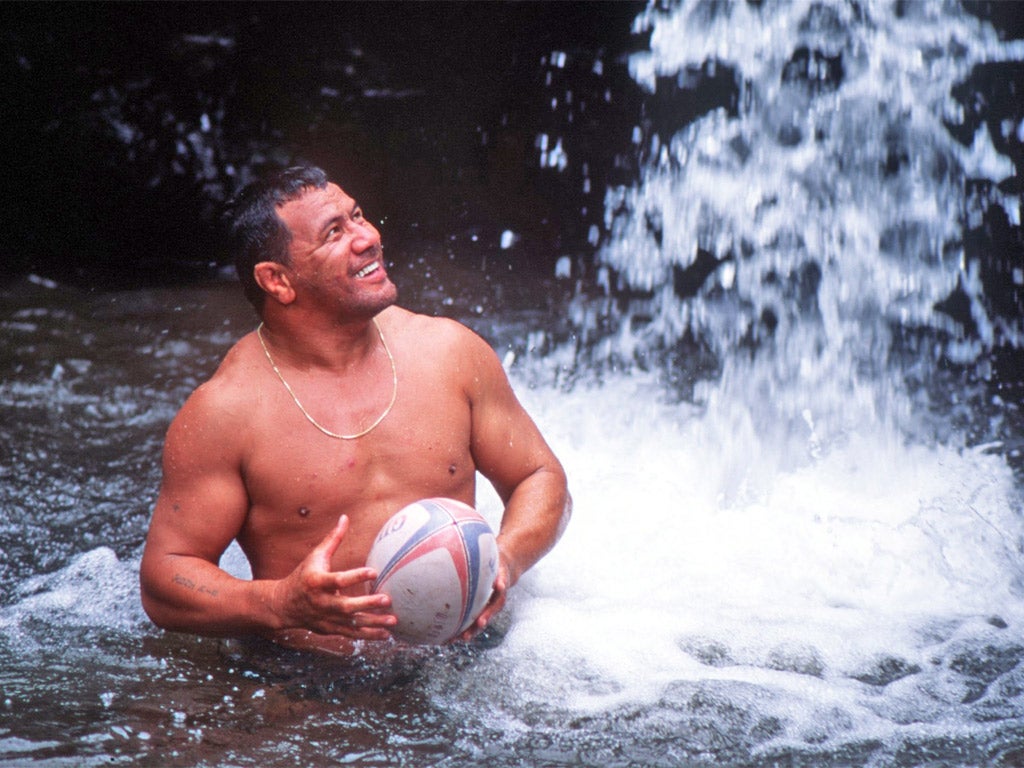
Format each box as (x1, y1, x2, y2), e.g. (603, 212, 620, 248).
(256, 319, 397, 440)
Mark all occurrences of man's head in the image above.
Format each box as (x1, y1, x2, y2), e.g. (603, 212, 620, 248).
(225, 165, 397, 320)
(224, 165, 329, 312)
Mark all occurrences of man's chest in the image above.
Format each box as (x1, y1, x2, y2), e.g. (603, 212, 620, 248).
(241, 379, 475, 516)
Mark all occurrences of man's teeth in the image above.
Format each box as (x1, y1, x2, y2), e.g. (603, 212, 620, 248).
(356, 262, 378, 278)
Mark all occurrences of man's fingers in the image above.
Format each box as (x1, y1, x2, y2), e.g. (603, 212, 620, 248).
(318, 602, 396, 635)
(337, 625, 394, 641)
(310, 514, 350, 564)
(347, 608, 397, 629)
(456, 568, 507, 642)
(305, 580, 393, 617)
(342, 591, 393, 615)
(311, 566, 381, 594)
(281, 516, 400, 636)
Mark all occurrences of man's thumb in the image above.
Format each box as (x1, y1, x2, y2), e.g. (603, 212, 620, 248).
(314, 514, 349, 564)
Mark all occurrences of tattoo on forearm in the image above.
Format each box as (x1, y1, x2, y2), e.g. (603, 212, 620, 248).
(172, 574, 195, 589)
(172, 574, 219, 596)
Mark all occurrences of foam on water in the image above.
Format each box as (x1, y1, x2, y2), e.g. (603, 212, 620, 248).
(475, 379, 1024, 735)
(428, 0, 1024, 758)
(2, 548, 148, 643)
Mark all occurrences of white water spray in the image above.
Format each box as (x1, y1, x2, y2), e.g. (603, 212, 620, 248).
(442, 1, 1024, 758)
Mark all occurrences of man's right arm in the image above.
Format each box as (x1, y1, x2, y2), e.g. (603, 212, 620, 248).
(139, 384, 394, 640)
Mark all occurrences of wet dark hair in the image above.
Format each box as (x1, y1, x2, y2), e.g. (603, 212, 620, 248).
(223, 165, 329, 312)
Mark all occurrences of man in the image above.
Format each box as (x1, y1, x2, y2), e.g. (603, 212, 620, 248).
(139, 165, 571, 655)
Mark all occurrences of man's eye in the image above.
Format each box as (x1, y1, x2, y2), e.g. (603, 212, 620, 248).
(353, 208, 364, 221)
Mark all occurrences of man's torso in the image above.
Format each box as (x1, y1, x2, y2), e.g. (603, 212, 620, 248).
(210, 308, 480, 589)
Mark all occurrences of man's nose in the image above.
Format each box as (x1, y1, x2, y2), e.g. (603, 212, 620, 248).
(350, 220, 380, 251)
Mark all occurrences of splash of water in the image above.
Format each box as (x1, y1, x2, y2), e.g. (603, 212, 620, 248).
(611, 0, 1019, 342)
(564, 0, 1023, 459)
(446, 1, 1024, 760)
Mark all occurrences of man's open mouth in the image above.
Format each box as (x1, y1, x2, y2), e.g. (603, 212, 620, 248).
(355, 261, 380, 278)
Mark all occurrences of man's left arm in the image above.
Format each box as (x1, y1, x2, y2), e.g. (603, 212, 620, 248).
(460, 328, 572, 636)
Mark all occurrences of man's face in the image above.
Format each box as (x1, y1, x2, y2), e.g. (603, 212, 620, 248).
(276, 182, 397, 317)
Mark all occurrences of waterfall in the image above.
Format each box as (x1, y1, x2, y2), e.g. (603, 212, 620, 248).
(557, 0, 1024, 466)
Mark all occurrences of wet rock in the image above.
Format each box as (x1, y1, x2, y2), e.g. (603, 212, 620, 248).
(672, 249, 724, 300)
(678, 635, 733, 667)
(781, 46, 844, 93)
(765, 643, 825, 678)
(646, 60, 740, 146)
(851, 656, 922, 687)
(935, 642, 1024, 705)
(948, 643, 1024, 684)
(0, 2, 648, 287)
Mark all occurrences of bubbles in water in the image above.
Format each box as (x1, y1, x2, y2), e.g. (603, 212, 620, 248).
(3, 547, 147, 636)
(441, 373, 1024, 759)
(468, 1, 1024, 761)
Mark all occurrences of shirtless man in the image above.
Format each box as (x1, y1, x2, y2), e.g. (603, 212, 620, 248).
(139, 165, 570, 655)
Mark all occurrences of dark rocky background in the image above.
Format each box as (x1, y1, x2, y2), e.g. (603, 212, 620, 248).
(0, 1, 1020, 373)
(0, 1, 650, 290)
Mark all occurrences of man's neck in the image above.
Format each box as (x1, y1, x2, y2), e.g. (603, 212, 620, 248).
(257, 309, 385, 371)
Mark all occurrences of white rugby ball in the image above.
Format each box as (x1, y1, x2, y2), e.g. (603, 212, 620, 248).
(366, 498, 499, 645)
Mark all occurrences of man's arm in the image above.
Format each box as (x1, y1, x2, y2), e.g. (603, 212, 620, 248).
(139, 383, 395, 640)
(459, 327, 571, 635)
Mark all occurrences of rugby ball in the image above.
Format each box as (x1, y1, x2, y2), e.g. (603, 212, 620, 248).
(366, 498, 499, 645)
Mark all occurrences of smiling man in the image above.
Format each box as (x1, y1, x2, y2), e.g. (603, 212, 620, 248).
(139, 165, 571, 655)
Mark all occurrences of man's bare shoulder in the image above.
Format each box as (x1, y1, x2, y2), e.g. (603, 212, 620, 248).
(173, 333, 265, 431)
(380, 306, 506, 398)
(381, 305, 494, 355)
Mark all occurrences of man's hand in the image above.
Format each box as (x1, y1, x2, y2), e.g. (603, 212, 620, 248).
(456, 557, 511, 642)
(269, 515, 397, 640)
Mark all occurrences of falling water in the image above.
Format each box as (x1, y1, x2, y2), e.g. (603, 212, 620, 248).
(443, 1, 1024, 764)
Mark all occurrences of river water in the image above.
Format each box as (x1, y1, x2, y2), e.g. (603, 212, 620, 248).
(3, 1, 1024, 766)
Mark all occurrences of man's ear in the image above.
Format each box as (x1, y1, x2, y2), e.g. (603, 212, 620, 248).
(253, 261, 297, 305)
